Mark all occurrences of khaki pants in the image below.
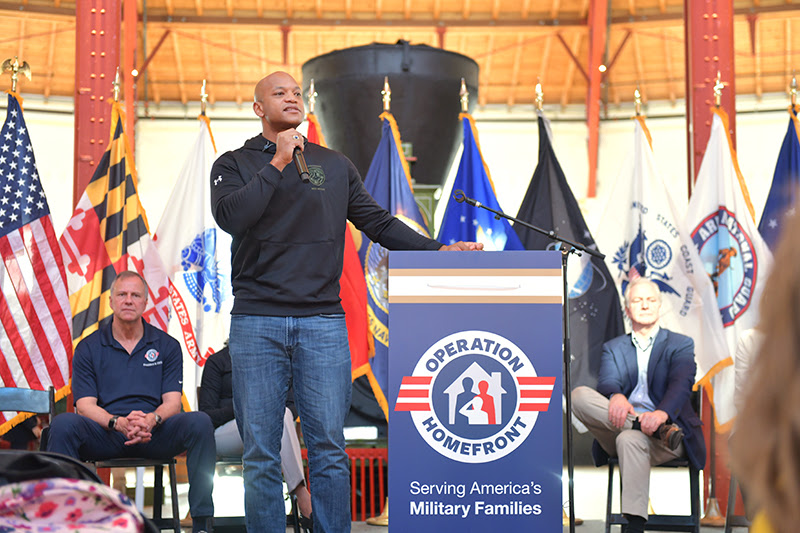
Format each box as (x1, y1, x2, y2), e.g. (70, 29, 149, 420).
(571, 386, 685, 518)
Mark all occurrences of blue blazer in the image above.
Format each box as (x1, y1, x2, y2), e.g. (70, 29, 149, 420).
(591, 328, 706, 470)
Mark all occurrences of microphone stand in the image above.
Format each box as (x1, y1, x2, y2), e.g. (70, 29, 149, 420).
(452, 190, 604, 533)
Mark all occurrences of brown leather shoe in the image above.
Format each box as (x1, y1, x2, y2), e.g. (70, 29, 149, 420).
(655, 423, 684, 451)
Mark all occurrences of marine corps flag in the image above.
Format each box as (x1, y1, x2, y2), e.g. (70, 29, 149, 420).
(307, 113, 373, 381)
(595, 115, 730, 428)
(684, 108, 773, 429)
(0, 93, 72, 434)
(758, 105, 800, 250)
(154, 115, 231, 410)
(515, 111, 624, 391)
(357, 112, 431, 419)
(437, 113, 524, 250)
(59, 101, 169, 345)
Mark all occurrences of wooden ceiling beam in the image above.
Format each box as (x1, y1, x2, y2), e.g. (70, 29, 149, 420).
(433, 0, 440, 20)
(479, 33, 494, 107)
(256, 0, 263, 17)
(786, 19, 792, 92)
(754, 17, 762, 99)
(286, 0, 293, 19)
(632, 32, 645, 102)
(170, 31, 187, 105)
(345, 0, 352, 19)
(376, 0, 382, 20)
(258, 31, 267, 80)
(17, 18, 25, 60)
(539, 34, 553, 96)
(556, 32, 589, 82)
(658, 0, 666, 14)
(201, 30, 215, 105)
(550, 0, 560, 19)
(491, 0, 500, 20)
(316, 0, 323, 18)
(404, 0, 411, 20)
(195, 0, 202, 16)
(507, 34, 524, 107)
(521, 0, 531, 19)
(462, 0, 471, 20)
(230, 31, 242, 106)
(628, 0, 635, 16)
(663, 29, 676, 104)
(165, 0, 173, 16)
(560, 32, 582, 107)
(43, 21, 56, 99)
(226, 0, 233, 17)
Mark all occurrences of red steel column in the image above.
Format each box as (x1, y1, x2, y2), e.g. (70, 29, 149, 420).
(685, 0, 736, 193)
(684, 0, 736, 519)
(586, 0, 607, 198)
(73, 0, 121, 206)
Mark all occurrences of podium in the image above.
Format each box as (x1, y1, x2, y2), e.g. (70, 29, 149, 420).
(387, 251, 564, 531)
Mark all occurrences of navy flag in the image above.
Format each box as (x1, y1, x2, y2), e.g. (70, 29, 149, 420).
(758, 106, 800, 249)
(514, 111, 624, 390)
(357, 112, 431, 419)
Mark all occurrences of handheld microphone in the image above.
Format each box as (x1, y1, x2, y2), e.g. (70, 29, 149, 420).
(294, 146, 310, 183)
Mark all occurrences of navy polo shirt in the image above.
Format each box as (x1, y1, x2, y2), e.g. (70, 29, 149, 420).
(71, 318, 183, 416)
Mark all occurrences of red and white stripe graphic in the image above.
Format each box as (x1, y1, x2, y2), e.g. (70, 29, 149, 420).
(517, 376, 556, 411)
(394, 376, 433, 411)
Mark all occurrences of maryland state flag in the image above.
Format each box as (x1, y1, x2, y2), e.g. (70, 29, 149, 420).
(306, 113, 373, 381)
(357, 112, 431, 419)
(59, 102, 169, 345)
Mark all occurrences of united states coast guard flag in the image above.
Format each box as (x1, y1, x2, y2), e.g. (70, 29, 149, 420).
(155, 115, 232, 409)
(357, 111, 431, 419)
(758, 105, 800, 250)
(685, 108, 773, 428)
(59, 101, 170, 345)
(0, 93, 72, 434)
(596, 115, 730, 427)
(437, 113, 523, 250)
(516, 111, 624, 392)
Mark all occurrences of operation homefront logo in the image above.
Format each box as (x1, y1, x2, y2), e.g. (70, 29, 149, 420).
(691, 206, 758, 327)
(395, 330, 556, 464)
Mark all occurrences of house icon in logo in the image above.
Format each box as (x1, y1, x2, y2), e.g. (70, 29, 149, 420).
(443, 362, 506, 426)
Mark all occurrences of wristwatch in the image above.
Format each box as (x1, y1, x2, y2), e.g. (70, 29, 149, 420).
(153, 413, 163, 427)
(108, 415, 119, 430)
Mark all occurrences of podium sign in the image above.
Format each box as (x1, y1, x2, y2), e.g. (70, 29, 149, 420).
(388, 251, 564, 531)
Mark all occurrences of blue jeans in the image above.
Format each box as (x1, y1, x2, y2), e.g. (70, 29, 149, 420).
(229, 314, 352, 533)
(47, 411, 215, 518)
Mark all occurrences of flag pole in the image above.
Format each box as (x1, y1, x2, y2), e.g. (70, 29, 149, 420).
(200, 79, 208, 117)
(452, 187, 602, 533)
(699, 71, 728, 528)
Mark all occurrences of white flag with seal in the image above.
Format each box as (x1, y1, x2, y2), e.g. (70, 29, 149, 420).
(596, 116, 730, 429)
(684, 108, 773, 429)
(154, 116, 232, 410)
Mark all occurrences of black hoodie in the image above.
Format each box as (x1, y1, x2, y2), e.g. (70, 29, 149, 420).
(211, 133, 442, 317)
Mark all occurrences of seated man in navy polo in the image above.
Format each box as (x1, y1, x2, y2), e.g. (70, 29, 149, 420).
(48, 270, 216, 533)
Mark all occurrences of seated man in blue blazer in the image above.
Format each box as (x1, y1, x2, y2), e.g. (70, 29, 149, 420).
(572, 277, 705, 533)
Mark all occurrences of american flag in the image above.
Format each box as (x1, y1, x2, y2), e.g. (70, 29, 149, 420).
(0, 93, 72, 434)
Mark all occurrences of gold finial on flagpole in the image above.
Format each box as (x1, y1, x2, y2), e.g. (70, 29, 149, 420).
(459, 78, 469, 112)
(307, 78, 318, 114)
(382, 76, 391, 112)
(112, 66, 121, 102)
(634, 85, 642, 116)
(535, 79, 544, 111)
(713, 71, 727, 108)
(200, 79, 209, 116)
(1, 56, 31, 93)
(791, 73, 797, 108)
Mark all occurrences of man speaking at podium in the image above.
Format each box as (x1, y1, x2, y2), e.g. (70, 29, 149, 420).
(210, 71, 482, 533)
(571, 277, 705, 533)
